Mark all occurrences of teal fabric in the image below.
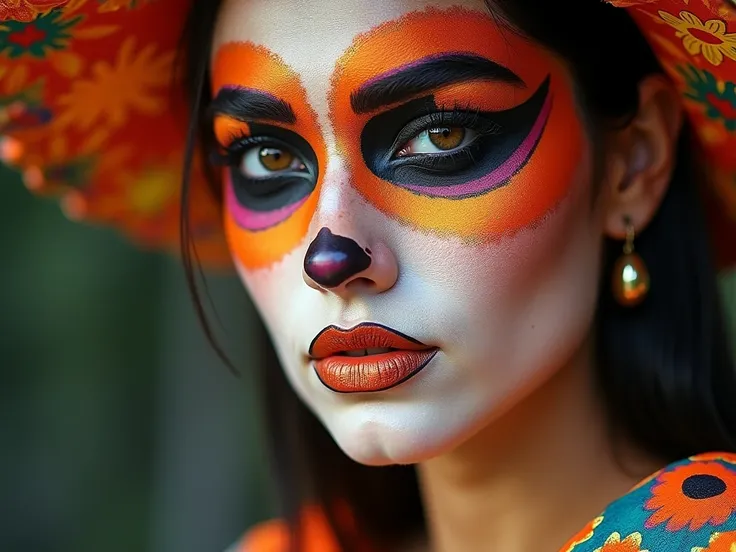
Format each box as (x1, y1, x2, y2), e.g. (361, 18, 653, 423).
(566, 454, 736, 551)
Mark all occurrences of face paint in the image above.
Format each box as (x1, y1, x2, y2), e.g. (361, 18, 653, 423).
(213, 0, 601, 467)
(328, 6, 585, 240)
(360, 76, 551, 199)
(211, 43, 327, 269)
(304, 227, 372, 288)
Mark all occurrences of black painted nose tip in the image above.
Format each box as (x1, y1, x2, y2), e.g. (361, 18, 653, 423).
(304, 228, 371, 288)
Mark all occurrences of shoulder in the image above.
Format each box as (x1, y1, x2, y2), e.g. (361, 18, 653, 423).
(561, 452, 736, 552)
(226, 505, 343, 552)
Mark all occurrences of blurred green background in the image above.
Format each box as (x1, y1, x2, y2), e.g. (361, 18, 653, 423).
(1, 163, 734, 552)
(0, 162, 275, 552)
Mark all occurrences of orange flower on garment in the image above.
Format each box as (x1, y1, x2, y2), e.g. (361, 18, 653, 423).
(561, 516, 604, 551)
(0, 0, 70, 22)
(658, 10, 736, 66)
(238, 505, 342, 552)
(54, 35, 174, 130)
(645, 461, 736, 531)
(691, 454, 736, 466)
(593, 532, 649, 552)
(691, 531, 736, 551)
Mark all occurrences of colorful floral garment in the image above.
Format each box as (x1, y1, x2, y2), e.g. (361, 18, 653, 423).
(561, 453, 736, 552)
(233, 453, 736, 552)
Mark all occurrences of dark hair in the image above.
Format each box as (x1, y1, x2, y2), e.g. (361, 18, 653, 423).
(178, 2, 736, 550)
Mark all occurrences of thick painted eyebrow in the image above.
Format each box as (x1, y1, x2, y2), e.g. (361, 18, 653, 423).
(209, 86, 296, 124)
(350, 53, 525, 115)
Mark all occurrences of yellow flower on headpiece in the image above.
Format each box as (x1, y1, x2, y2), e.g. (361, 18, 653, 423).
(658, 10, 736, 66)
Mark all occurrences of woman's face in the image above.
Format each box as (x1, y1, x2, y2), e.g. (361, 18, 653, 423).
(211, 0, 605, 465)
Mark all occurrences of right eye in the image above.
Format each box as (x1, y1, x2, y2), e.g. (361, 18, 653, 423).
(239, 145, 307, 178)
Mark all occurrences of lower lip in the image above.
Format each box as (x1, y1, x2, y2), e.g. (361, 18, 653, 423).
(313, 349, 438, 393)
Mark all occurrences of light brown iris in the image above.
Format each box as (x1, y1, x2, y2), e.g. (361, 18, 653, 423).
(259, 147, 293, 171)
(428, 126, 465, 150)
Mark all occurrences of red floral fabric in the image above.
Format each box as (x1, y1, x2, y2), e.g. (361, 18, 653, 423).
(0, 0, 229, 267)
(0, 0, 735, 269)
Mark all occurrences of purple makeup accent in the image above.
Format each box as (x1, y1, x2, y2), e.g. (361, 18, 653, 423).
(352, 52, 524, 114)
(359, 53, 464, 90)
(402, 94, 552, 199)
(226, 173, 308, 231)
(304, 228, 372, 288)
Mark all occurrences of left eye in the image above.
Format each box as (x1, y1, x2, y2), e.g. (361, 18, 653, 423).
(396, 126, 477, 158)
(240, 145, 307, 178)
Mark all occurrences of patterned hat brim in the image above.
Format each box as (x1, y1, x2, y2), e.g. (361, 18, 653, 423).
(0, 0, 735, 270)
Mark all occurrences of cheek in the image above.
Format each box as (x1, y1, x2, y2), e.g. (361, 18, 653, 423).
(232, 249, 305, 342)
(224, 178, 320, 270)
(416, 146, 600, 365)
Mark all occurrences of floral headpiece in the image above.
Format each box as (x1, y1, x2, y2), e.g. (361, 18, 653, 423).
(1, 0, 735, 270)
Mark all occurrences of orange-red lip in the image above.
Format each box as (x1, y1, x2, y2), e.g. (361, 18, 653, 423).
(308, 323, 438, 393)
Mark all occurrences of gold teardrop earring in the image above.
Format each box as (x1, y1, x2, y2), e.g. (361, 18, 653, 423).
(612, 216, 650, 307)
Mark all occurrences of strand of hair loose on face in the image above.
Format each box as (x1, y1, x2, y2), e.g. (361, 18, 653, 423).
(180, 52, 240, 377)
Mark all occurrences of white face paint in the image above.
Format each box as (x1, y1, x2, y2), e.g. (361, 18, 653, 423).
(211, 0, 605, 466)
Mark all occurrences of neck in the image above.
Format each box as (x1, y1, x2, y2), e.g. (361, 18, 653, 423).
(416, 339, 663, 552)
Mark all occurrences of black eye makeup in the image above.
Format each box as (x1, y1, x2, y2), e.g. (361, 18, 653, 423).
(213, 123, 319, 215)
(360, 76, 552, 199)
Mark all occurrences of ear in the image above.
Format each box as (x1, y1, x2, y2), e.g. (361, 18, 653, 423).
(602, 75, 683, 239)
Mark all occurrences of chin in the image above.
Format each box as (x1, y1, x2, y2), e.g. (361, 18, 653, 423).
(318, 397, 483, 466)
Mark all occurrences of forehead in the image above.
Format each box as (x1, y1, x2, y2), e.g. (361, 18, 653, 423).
(212, 0, 496, 120)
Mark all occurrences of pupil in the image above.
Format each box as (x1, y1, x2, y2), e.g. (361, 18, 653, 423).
(428, 127, 463, 150)
(258, 147, 294, 171)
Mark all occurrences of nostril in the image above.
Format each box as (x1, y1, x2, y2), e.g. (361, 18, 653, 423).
(345, 277, 375, 291)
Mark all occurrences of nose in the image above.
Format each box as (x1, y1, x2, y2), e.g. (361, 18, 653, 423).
(303, 227, 398, 296)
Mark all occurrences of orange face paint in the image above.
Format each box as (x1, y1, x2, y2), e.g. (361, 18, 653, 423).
(328, 7, 586, 241)
(212, 43, 326, 269)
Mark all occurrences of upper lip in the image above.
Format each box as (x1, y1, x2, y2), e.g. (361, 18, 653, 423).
(309, 322, 433, 360)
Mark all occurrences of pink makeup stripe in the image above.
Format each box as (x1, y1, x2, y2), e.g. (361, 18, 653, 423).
(402, 94, 553, 199)
(226, 174, 307, 231)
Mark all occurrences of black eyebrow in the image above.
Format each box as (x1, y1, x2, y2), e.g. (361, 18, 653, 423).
(350, 53, 525, 115)
(209, 86, 296, 124)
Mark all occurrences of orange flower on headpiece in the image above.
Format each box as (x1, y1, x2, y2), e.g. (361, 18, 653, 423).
(658, 10, 736, 66)
(97, 0, 147, 12)
(55, 35, 174, 131)
(644, 461, 736, 531)
(0, 0, 70, 22)
(593, 532, 649, 552)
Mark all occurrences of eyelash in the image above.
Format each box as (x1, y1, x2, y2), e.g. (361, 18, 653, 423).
(390, 105, 500, 154)
(213, 132, 270, 168)
(211, 106, 502, 172)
